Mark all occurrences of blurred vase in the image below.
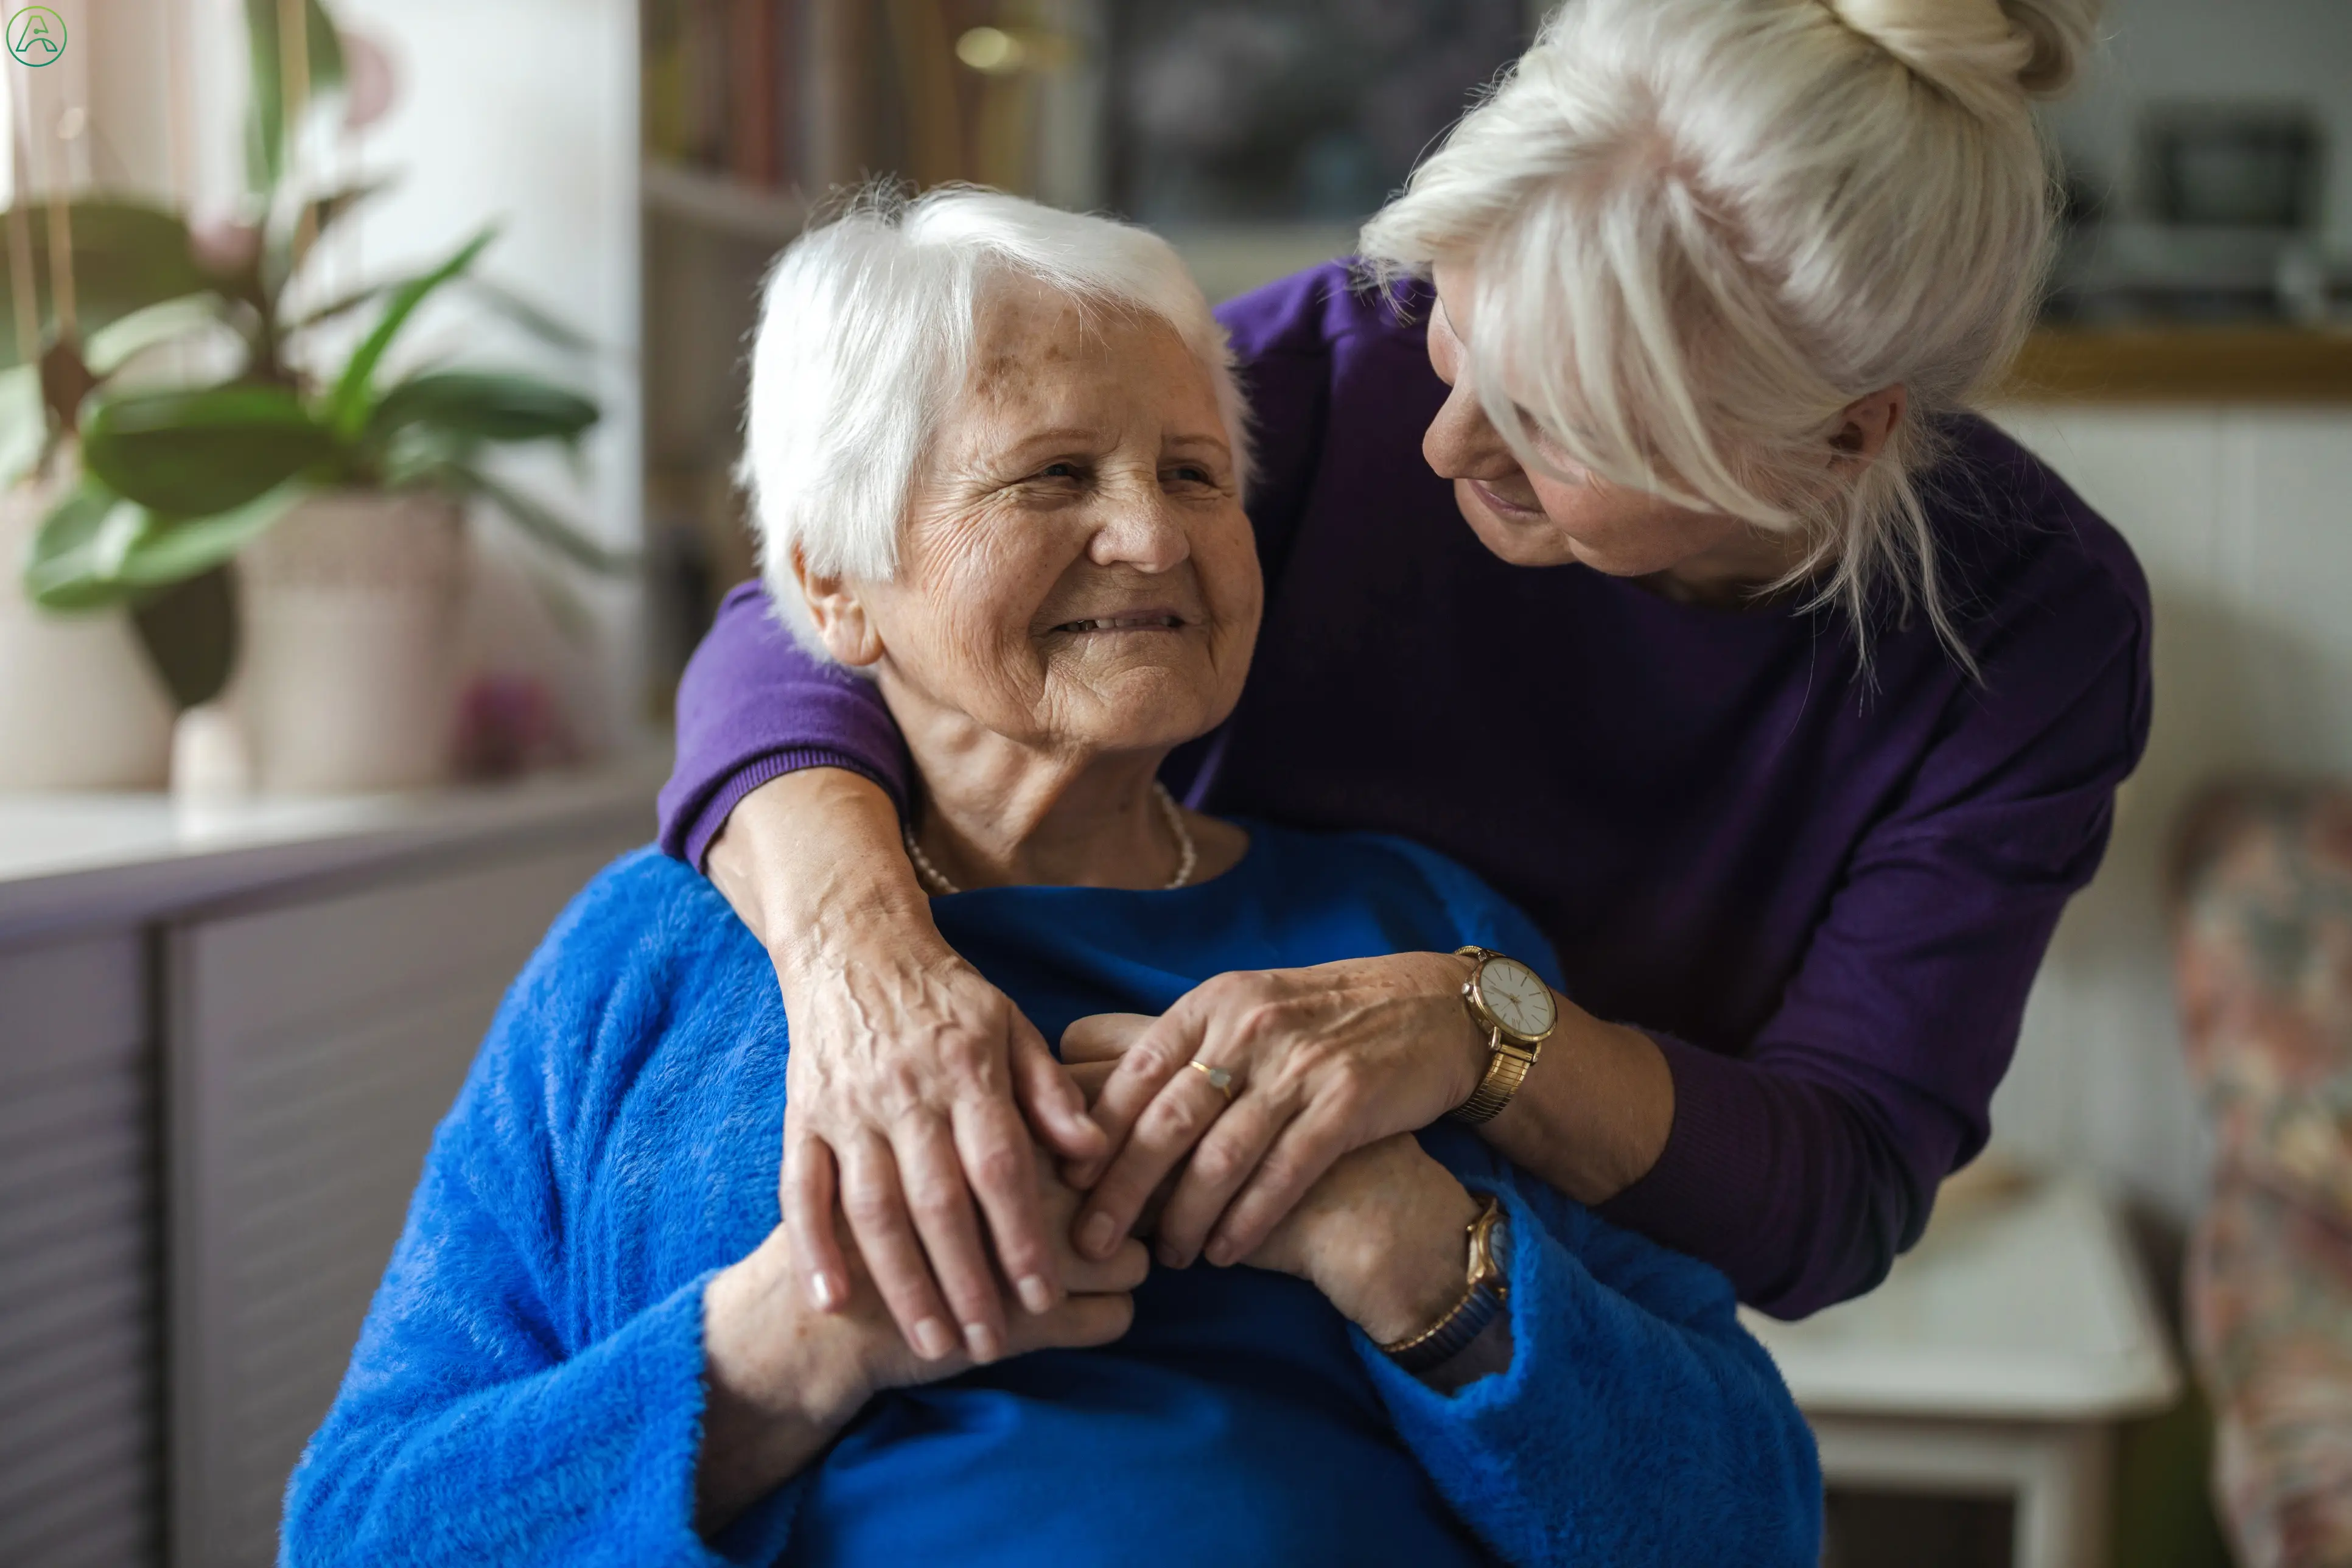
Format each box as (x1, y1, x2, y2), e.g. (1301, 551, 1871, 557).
(0, 474, 177, 789)
(236, 490, 466, 793)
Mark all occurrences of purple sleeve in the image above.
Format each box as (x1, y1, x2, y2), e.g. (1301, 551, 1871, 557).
(656, 583, 912, 868)
(1602, 541, 2154, 1318)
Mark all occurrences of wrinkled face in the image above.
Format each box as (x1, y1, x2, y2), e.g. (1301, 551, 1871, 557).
(1423, 261, 1760, 578)
(812, 281, 1260, 761)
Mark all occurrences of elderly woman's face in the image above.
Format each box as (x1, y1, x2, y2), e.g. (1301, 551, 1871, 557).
(823, 282, 1259, 758)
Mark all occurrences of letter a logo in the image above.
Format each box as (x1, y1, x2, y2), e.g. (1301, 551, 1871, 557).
(8, 7, 67, 68)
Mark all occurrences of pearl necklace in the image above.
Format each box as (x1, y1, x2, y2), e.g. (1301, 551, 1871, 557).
(903, 781, 1199, 896)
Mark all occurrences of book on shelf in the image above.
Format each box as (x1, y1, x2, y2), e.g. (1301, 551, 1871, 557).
(646, 0, 1005, 197)
(645, 0, 805, 191)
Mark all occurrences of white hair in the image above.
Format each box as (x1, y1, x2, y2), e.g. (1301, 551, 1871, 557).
(1359, 0, 2099, 671)
(737, 184, 1252, 657)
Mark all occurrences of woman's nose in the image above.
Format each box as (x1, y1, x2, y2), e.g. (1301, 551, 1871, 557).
(1423, 374, 1514, 484)
(1086, 495, 1191, 573)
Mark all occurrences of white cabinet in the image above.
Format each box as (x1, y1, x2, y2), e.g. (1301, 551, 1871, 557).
(0, 766, 658, 1568)
(0, 933, 159, 1568)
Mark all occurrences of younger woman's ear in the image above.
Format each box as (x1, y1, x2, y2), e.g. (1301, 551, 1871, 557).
(1829, 385, 1907, 466)
(786, 546, 884, 668)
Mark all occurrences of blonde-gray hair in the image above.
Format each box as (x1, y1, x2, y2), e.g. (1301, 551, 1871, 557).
(1359, 0, 2099, 670)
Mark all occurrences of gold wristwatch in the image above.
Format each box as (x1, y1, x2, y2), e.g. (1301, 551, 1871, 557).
(1446, 946, 1557, 1125)
(1381, 1193, 1511, 1373)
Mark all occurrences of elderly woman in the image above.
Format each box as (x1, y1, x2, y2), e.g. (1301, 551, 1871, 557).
(283, 193, 1818, 1566)
(660, 0, 2150, 1357)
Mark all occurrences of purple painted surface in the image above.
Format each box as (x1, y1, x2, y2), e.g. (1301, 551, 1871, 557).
(657, 263, 2153, 1317)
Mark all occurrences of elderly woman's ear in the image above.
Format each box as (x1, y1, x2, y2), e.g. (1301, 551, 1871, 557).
(789, 547, 886, 668)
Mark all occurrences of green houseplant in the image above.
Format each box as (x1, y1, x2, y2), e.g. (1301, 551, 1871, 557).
(20, 220, 615, 635)
(2, 0, 624, 788)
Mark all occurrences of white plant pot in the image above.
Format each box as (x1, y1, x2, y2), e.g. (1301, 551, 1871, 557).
(0, 474, 176, 789)
(236, 490, 467, 794)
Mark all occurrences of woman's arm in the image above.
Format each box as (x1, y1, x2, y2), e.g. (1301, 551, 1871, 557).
(705, 768, 1105, 1365)
(1243, 1132, 1821, 1567)
(1065, 963, 1670, 1272)
(657, 583, 914, 867)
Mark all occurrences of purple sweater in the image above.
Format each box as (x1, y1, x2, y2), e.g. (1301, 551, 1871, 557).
(658, 263, 2152, 1318)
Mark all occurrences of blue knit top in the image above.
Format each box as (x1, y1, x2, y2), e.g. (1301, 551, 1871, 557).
(282, 826, 1821, 1566)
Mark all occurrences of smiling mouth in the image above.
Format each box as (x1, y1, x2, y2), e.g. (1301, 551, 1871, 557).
(1471, 479, 1545, 518)
(1051, 613, 1189, 634)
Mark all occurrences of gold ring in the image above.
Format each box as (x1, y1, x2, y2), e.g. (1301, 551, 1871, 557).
(1188, 1060, 1235, 1102)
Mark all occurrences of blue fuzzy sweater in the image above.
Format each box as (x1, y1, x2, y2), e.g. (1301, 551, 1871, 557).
(282, 827, 1821, 1566)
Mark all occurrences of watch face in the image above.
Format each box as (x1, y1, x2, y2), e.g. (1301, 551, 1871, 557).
(1479, 957, 1556, 1040)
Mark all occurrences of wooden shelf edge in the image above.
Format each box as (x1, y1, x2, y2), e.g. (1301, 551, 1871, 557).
(641, 161, 808, 246)
(2002, 326, 2352, 404)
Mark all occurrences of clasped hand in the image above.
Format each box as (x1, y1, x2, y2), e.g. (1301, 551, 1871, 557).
(777, 937, 1485, 1363)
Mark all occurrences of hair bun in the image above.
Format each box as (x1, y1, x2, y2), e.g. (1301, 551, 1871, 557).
(1826, 0, 2096, 112)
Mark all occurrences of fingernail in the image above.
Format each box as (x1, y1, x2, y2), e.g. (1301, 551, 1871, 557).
(1017, 1275, 1055, 1314)
(913, 1318, 954, 1360)
(808, 1270, 839, 1311)
(1204, 1241, 1233, 1267)
(1155, 1241, 1185, 1269)
(1080, 1213, 1118, 1258)
(964, 1321, 1001, 1362)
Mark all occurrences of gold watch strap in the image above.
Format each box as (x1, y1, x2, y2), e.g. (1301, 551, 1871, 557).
(1449, 1030, 1537, 1125)
(1381, 1194, 1510, 1370)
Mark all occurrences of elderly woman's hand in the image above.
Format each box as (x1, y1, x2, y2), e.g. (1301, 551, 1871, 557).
(698, 1147, 1149, 1535)
(1062, 956, 1491, 1269)
(1066, 1044, 1481, 1351)
(711, 770, 1110, 1371)
(1239, 1133, 1486, 1346)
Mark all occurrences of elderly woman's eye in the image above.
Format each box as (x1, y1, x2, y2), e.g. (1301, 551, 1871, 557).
(1037, 461, 1084, 481)
(1167, 464, 1217, 487)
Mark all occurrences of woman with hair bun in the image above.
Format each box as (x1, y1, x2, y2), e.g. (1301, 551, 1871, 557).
(659, 0, 2148, 1368)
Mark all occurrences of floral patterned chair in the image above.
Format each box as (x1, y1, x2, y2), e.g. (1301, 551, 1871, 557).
(2174, 783, 2352, 1568)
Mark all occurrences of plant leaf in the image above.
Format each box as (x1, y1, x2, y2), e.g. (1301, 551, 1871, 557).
(446, 461, 635, 575)
(265, 177, 393, 298)
(0, 200, 217, 366)
(458, 275, 599, 357)
(245, 0, 348, 194)
(83, 293, 237, 377)
(117, 480, 309, 589)
(326, 228, 497, 440)
(23, 480, 147, 611)
(128, 565, 239, 709)
(83, 383, 337, 515)
(369, 371, 599, 448)
(284, 278, 390, 335)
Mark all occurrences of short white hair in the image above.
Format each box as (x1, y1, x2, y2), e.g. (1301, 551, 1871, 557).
(737, 185, 1252, 657)
(1359, 0, 2099, 670)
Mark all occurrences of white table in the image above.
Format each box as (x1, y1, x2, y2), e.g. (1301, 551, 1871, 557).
(1741, 1175, 2182, 1568)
